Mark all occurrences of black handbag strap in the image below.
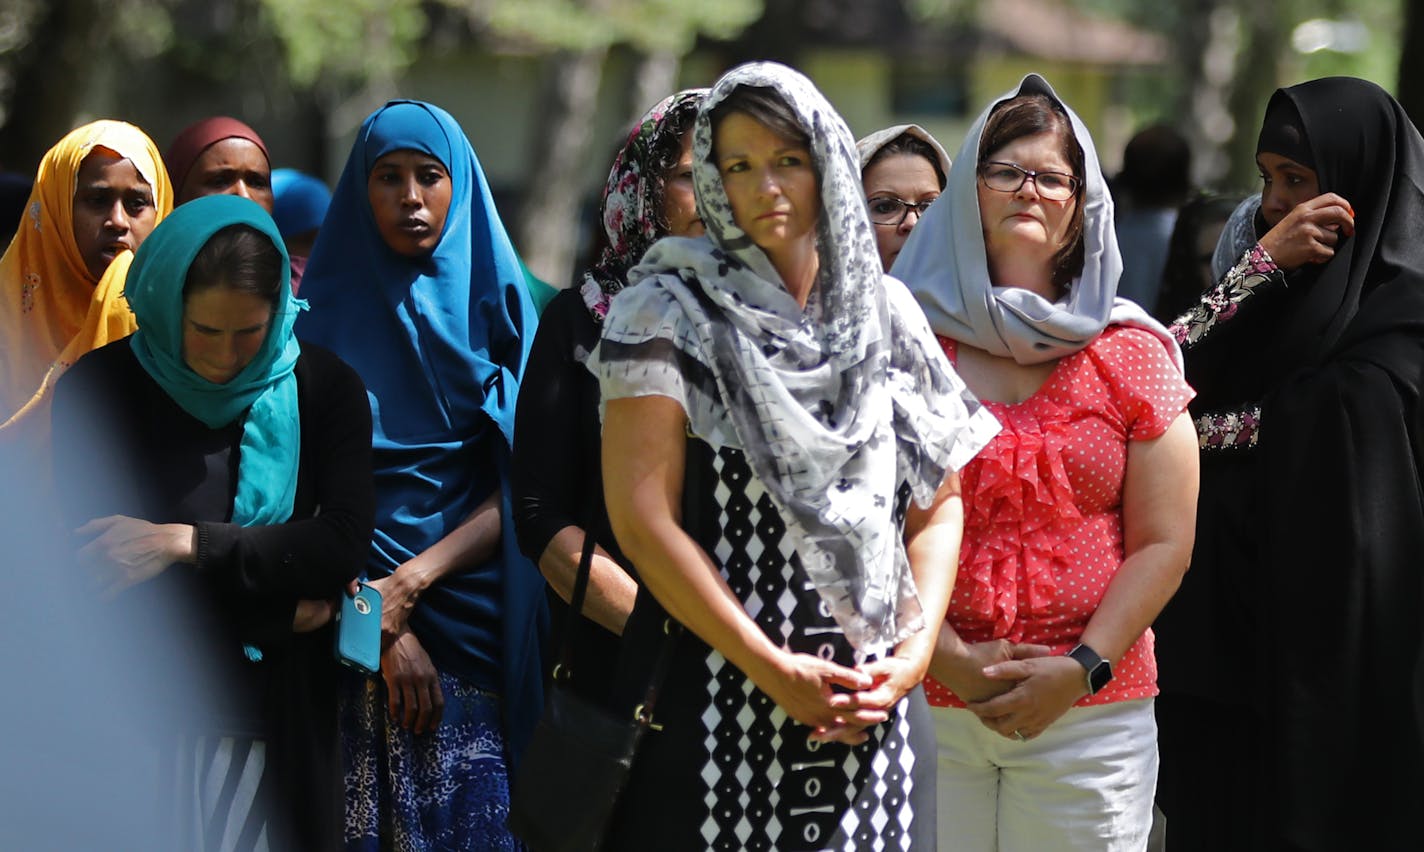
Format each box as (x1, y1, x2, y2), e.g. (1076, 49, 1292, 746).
(556, 522, 601, 675)
(560, 527, 682, 729)
(557, 435, 702, 728)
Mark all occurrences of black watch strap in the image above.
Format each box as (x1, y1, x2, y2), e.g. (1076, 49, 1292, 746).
(1066, 643, 1113, 695)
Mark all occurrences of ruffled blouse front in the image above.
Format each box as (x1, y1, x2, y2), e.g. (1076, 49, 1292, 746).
(925, 326, 1194, 708)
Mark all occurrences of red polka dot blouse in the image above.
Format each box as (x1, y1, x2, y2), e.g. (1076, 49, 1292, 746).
(925, 326, 1195, 708)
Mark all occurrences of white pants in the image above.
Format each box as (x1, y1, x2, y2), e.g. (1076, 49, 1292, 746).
(932, 699, 1158, 852)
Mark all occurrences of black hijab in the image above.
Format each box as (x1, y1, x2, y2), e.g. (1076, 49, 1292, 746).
(1186, 77, 1424, 410)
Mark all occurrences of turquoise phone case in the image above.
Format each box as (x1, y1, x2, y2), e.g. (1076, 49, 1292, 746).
(335, 582, 383, 674)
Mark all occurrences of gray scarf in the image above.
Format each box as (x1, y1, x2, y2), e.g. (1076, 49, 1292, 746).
(856, 123, 952, 177)
(892, 74, 1180, 368)
(591, 61, 999, 658)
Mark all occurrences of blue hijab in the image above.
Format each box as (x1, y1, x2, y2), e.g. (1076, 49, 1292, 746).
(295, 101, 544, 762)
(270, 168, 331, 239)
(126, 195, 303, 528)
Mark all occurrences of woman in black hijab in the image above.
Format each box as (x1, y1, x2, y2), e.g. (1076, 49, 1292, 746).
(1155, 77, 1424, 851)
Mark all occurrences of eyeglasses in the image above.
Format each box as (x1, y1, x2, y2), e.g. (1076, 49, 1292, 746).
(867, 196, 937, 226)
(978, 161, 1081, 201)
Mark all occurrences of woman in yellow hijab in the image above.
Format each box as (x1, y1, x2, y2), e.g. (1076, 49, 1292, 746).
(0, 120, 173, 445)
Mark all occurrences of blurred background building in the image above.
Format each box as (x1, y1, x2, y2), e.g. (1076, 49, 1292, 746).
(0, 0, 1411, 286)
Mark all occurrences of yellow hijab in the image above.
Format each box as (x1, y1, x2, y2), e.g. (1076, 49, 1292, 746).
(0, 120, 173, 442)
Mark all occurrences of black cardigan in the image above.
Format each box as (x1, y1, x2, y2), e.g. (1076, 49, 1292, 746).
(511, 287, 630, 702)
(52, 337, 374, 852)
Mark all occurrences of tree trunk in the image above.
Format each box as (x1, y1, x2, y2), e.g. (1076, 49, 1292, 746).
(0, 0, 104, 169)
(1224, 0, 1287, 192)
(514, 48, 608, 287)
(628, 50, 681, 124)
(1175, 0, 1237, 187)
(1398, 1, 1424, 132)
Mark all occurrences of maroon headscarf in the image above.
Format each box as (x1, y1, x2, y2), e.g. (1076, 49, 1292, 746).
(165, 116, 269, 193)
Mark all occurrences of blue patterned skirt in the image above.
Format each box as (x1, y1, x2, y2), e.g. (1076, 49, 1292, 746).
(341, 671, 517, 851)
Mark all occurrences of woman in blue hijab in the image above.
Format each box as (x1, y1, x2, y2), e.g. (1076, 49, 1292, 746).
(51, 194, 375, 851)
(295, 100, 543, 850)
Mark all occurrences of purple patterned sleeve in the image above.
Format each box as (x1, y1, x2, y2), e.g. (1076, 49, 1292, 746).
(1169, 243, 1283, 350)
(1194, 405, 1262, 451)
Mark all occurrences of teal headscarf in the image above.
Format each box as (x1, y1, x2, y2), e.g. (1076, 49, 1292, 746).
(125, 194, 306, 527)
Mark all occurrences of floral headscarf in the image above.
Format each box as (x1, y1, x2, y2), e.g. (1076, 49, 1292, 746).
(580, 89, 706, 322)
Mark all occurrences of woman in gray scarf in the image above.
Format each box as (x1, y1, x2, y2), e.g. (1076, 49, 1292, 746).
(892, 75, 1198, 850)
(856, 124, 952, 271)
(591, 61, 997, 850)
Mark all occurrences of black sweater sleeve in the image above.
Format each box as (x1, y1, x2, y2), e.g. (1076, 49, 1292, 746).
(511, 288, 604, 562)
(195, 344, 374, 601)
(54, 340, 375, 653)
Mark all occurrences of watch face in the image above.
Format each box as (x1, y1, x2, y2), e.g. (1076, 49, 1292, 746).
(1068, 644, 1113, 695)
(1088, 660, 1112, 694)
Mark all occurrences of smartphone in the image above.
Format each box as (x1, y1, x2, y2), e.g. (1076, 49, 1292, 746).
(335, 582, 383, 674)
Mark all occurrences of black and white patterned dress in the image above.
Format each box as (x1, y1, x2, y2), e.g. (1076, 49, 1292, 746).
(604, 440, 935, 851)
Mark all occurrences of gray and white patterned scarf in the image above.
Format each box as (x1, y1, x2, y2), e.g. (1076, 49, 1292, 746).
(892, 74, 1180, 368)
(591, 61, 1000, 659)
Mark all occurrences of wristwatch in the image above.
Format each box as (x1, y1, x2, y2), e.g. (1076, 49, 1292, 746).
(1066, 644, 1113, 695)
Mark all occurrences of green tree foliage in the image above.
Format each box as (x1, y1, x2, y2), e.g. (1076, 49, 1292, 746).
(259, 0, 428, 88)
(447, 0, 763, 283)
(0, 0, 433, 164)
(461, 0, 762, 52)
(906, 0, 1402, 190)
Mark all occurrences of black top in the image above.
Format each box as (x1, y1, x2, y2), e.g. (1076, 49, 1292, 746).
(51, 338, 374, 852)
(511, 287, 630, 701)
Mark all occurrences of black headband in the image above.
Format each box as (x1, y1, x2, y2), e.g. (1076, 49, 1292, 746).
(1257, 94, 1315, 170)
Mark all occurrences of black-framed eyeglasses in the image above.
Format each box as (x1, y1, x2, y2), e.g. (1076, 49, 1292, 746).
(978, 161, 1081, 201)
(867, 196, 937, 226)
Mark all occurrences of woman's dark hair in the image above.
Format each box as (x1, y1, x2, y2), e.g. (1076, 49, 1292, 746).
(865, 134, 948, 189)
(1154, 193, 1241, 323)
(1117, 124, 1192, 207)
(709, 86, 811, 156)
(183, 223, 284, 305)
(648, 97, 701, 233)
(979, 94, 1087, 292)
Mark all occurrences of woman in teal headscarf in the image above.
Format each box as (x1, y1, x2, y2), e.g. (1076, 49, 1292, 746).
(295, 100, 543, 850)
(51, 194, 375, 851)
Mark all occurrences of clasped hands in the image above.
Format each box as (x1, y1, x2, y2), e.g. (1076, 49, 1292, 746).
(751, 649, 931, 747)
(936, 639, 1089, 742)
(756, 637, 1090, 746)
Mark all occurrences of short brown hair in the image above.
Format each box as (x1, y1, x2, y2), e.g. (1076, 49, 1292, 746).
(979, 94, 1086, 293)
(865, 133, 947, 189)
(709, 86, 811, 157)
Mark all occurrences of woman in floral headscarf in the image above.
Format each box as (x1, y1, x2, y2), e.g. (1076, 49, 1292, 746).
(512, 89, 705, 702)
